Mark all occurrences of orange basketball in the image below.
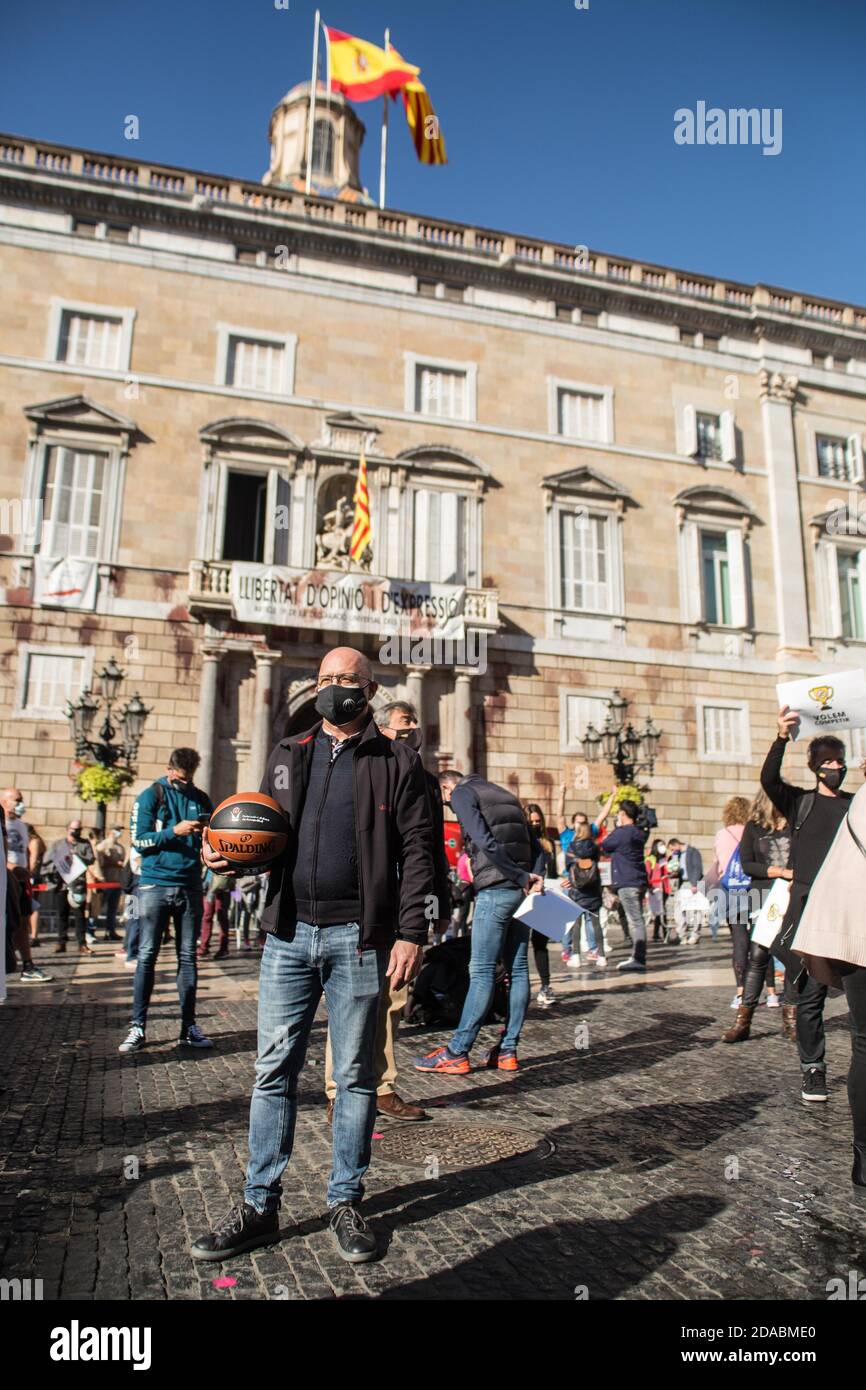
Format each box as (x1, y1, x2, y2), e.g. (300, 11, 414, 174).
(206, 792, 289, 869)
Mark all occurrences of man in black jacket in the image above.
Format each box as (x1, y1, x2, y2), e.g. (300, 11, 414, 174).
(413, 771, 544, 1074)
(323, 698, 450, 1124)
(760, 704, 851, 1103)
(193, 647, 435, 1265)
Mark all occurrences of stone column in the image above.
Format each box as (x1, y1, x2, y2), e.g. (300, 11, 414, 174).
(406, 667, 426, 735)
(758, 369, 813, 660)
(250, 649, 280, 791)
(453, 670, 474, 773)
(196, 647, 222, 798)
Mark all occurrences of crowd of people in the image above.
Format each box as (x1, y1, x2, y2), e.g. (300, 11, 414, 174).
(4, 647, 866, 1266)
(2, 781, 268, 998)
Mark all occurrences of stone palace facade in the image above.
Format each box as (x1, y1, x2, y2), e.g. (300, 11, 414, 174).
(2, 84, 866, 853)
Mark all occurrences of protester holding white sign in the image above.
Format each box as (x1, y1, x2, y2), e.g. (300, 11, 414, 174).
(790, 782, 866, 1189)
(756, 706, 852, 1103)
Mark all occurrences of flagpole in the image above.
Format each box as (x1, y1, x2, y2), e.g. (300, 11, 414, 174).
(305, 9, 321, 195)
(379, 27, 390, 209)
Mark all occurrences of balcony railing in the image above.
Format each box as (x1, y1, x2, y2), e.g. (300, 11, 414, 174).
(3, 131, 864, 329)
(188, 560, 500, 629)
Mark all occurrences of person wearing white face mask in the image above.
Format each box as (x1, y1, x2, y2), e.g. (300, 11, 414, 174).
(0, 787, 52, 984)
(645, 839, 671, 942)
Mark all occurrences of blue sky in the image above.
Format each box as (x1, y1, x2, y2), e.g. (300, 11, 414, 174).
(2, 0, 864, 303)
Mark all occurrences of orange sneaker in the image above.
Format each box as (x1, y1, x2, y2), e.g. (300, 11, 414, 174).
(482, 1040, 519, 1071)
(412, 1046, 470, 1074)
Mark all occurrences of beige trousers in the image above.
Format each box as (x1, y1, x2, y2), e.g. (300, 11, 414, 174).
(324, 974, 409, 1100)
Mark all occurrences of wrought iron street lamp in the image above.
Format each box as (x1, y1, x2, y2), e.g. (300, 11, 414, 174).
(65, 663, 151, 834)
(579, 688, 663, 785)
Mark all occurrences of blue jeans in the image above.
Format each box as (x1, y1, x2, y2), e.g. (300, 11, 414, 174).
(124, 893, 140, 962)
(450, 884, 529, 1056)
(245, 922, 386, 1212)
(101, 888, 121, 936)
(565, 910, 598, 954)
(132, 885, 203, 1030)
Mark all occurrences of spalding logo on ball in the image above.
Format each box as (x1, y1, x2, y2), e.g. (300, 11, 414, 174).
(206, 793, 289, 869)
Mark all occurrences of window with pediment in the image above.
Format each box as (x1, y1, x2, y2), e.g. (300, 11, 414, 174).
(674, 486, 757, 629)
(542, 466, 635, 617)
(198, 419, 301, 566)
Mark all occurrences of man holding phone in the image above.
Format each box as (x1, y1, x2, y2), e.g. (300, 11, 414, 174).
(119, 747, 213, 1054)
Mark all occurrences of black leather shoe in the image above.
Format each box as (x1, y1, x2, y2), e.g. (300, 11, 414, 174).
(190, 1201, 280, 1262)
(853, 1145, 866, 1188)
(327, 1202, 377, 1263)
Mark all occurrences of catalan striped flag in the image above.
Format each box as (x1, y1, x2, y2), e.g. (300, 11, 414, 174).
(350, 447, 372, 562)
(398, 74, 448, 166)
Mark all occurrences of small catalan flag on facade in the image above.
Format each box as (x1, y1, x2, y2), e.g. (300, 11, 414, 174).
(350, 446, 372, 563)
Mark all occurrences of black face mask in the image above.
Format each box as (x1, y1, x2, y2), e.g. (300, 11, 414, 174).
(315, 684, 368, 727)
(395, 727, 422, 751)
(817, 765, 846, 791)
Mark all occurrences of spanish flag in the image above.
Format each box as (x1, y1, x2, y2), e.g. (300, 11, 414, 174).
(350, 447, 372, 562)
(325, 27, 419, 101)
(400, 77, 448, 165)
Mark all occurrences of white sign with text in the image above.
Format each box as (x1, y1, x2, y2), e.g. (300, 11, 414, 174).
(776, 668, 866, 739)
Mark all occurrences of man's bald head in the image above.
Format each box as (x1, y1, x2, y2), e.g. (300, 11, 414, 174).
(317, 647, 373, 684)
(1, 788, 21, 815)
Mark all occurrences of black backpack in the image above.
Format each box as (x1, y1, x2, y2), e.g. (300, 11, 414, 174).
(566, 844, 600, 891)
(407, 938, 508, 1028)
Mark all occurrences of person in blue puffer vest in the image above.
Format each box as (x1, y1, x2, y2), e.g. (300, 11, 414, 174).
(118, 747, 213, 1055)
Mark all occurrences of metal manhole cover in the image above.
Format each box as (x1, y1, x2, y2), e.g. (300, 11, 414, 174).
(373, 1122, 553, 1170)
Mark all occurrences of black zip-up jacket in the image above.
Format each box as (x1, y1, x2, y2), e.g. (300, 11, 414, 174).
(760, 736, 851, 887)
(259, 714, 435, 949)
(424, 769, 452, 922)
(739, 819, 791, 900)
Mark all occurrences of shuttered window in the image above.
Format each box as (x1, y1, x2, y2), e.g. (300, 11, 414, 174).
(412, 490, 467, 583)
(42, 447, 107, 560)
(58, 312, 123, 369)
(559, 511, 611, 612)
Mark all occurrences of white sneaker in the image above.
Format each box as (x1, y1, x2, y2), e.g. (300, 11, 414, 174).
(119, 1025, 145, 1054)
(536, 988, 555, 1007)
(566, 955, 583, 969)
(594, 956, 608, 969)
(766, 993, 781, 1009)
(730, 993, 743, 1009)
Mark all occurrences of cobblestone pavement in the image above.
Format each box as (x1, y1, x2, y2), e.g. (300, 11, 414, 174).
(1, 931, 864, 1302)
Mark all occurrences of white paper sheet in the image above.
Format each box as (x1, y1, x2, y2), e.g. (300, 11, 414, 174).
(513, 879, 580, 943)
(52, 847, 89, 885)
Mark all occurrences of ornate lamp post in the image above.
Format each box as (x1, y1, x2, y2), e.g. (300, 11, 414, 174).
(65, 661, 151, 834)
(580, 689, 663, 786)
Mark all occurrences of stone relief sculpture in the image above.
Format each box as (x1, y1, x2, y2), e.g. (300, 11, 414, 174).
(315, 495, 354, 568)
